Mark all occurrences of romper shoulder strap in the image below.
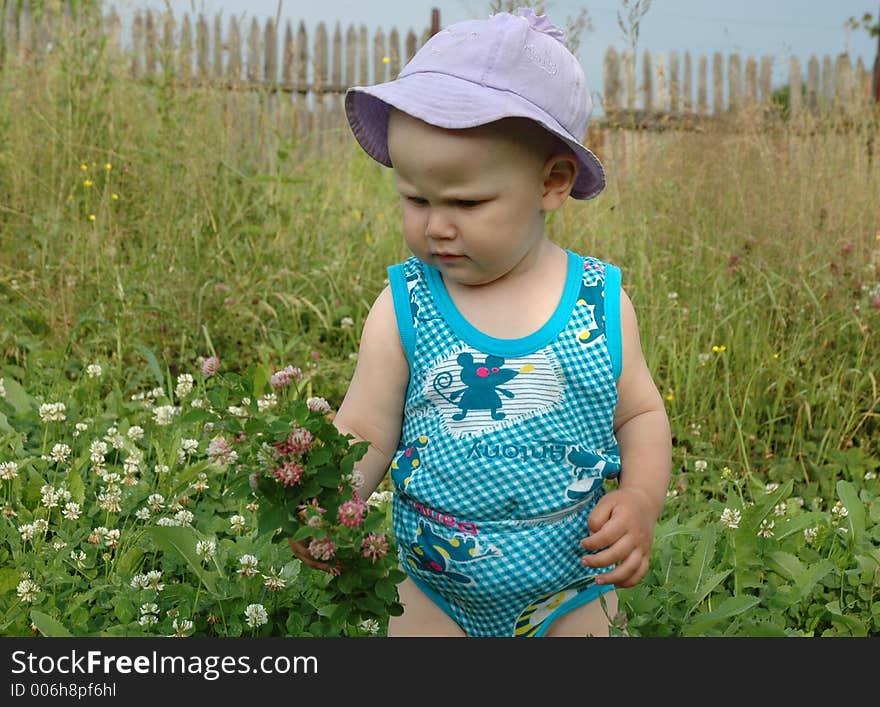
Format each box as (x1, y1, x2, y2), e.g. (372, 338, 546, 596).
(387, 259, 418, 365)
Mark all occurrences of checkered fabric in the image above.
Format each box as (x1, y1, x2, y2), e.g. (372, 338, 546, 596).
(386, 250, 622, 637)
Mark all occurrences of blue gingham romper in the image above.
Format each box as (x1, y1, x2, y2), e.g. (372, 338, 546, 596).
(386, 250, 622, 637)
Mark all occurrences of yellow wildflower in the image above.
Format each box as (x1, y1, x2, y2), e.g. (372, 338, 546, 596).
(382, 56, 390, 64)
(104, 163, 112, 171)
(84, 179, 93, 187)
(712, 344, 726, 353)
(665, 392, 675, 402)
(80, 163, 88, 171)
(88, 214, 96, 221)
(111, 193, 119, 200)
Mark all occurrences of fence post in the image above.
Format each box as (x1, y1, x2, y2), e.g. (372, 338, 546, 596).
(712, 52, 723, 114)
(178, 13, 193, 87)
(759, 56, 772, 106)
(789, 56, 801, 118)
(197, 13, 210, 84)
(697, 54, 707, 115)
(131, 10, 143, 80)
(603, 46, 620, 115)
(227, 17, 241, 87)
(669, 50, 679, 112)
(642, 49, 653, 112)
(682, 51, 692, 113)
(728, 53, 741, 113)
(807, 55, 819, 113)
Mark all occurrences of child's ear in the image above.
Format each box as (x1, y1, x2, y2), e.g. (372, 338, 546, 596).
(540, 153, 579, 211)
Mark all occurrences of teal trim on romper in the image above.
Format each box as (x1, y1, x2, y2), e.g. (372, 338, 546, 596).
(422, 249, 584, 358)
(387, 263, 416, 365)
(604, 263, 623, 380)
(407, 566, 616, 637)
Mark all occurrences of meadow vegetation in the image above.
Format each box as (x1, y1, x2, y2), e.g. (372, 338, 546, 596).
(1, 18, 879, 636)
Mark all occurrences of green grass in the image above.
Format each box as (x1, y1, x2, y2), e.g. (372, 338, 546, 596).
(1, 24, 879, 636)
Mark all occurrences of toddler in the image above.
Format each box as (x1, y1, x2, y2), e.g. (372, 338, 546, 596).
(334, 8, 671, 637)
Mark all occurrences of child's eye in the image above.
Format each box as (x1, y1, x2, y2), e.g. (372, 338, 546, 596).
(405, 196, 428, 206)
(457, 200, 482, 208)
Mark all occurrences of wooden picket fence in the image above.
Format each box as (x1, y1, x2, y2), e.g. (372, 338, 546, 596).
(2, 1, 878, 151)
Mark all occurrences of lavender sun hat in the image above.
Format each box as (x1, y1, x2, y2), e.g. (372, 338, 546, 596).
(344, 7, 605, 200)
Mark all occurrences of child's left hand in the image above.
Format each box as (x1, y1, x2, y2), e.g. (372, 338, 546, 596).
(579, 487, 656, 588)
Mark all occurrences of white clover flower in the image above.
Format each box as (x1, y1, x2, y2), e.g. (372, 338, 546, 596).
(229, 514, 247, 533)
(138, 613, 159, 626)
(174, 510, 194, 526)
(773, 502, 787, 517)
(98, 488, 122, 514)
(340, 316, 355, 328)
(195, 539, 216, 562)
(764, 482, 779, 494)
(720, 507, 741, 529)
(38, 402, 67, 422)
(154, 464, 170, 474)
(358, 618, 380, 635)
(244, 603, 269, 628)
(831, 501, 849, 519)
(18, 523, 35, 541)
(130, 574, 149, 589)
(104, 529, 121, 548)
(89, 440, 108, 463)
(149, 387, 165, 400)
(0, 378, 5, 398)
(51, 539, 67, 550)
(367, 490, 393, 508)
(147, 494, 165, 511)
(123, 453, 142, 476)
(865, 471, 877, 481)
(49, 443, 72, 463)
(62, 502, 81, 521)
(73, 421, 88, 437)
(181, 438, 199, 455)
(667, 291, 679, 301)
(0, 461, 19, 480)
(155, 517, 175, 526)
(32, 519, 49, 534)
(803, 526, 819, 545)
(70, 550, 87, 569)
(145, 570, 164, 591)
(226, 404, 248, 418)
(86, 363, 103, 378)
(694, 460, 708, 472)
(190, 397, 207, 409)
(757, 519, 775, 538)
(262, 568, 287, 591)
(16, 579, 41, 602)
(127, 425, 145, 441)
(697, 352, 711, 366)
(190, 473, 209, 493)
(104, 426, 125, 449)
(140, 602, 159, 616)
(152, 405, 176, 426)
(135, 507, 152, 521)
(257, 393, 278, 412)
(175, 373, 194, 400)
(170, 618, 194, 637)
(238, 554, 259, 577)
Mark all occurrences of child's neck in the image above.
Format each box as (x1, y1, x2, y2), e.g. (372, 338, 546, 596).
(442, 240, 569, 340)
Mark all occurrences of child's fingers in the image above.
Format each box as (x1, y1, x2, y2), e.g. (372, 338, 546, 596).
(586, 494, 615, 534)
(581, 534, 632, 569)
(594, 551, 646, 587)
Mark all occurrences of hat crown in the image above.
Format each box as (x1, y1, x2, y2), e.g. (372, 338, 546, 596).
(399, 11, 591, 139)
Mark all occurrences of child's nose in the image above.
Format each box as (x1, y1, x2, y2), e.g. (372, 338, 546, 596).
(425, 208, 456, 240)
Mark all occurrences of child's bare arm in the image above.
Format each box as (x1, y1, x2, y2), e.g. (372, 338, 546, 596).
(580, 287, 672, 587)
(333, 285, 410, 501)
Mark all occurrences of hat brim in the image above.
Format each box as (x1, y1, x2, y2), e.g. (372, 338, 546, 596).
(345, 72, 605, 200)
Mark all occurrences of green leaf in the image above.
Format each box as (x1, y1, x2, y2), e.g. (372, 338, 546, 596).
(683, 594, 761, 636)
(766, 551, 804, 582)
(67, 470, 85, 505)
(836, 480, 865, 544)
(685, 525, 717, 594)
(258, 503, 289, 537)
(146, 525, 221, 593)
(685, 570, 732, 619)
(30, 610, 73, 637)
(0, 411, 12, 433)
(113, 598, 136, 624)
(134, 344, 166, 388)
(793, 559, 835, 604)
(0, 376, 34, 415)
(0, 567, 20, 595)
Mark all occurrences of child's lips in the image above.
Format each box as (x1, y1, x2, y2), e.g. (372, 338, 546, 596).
(433, 252, 465, 260)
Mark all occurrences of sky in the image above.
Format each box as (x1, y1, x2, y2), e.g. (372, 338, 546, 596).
(116, 1, 879, 112)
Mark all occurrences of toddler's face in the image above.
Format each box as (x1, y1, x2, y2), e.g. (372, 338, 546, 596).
(387, 109, 557, 286)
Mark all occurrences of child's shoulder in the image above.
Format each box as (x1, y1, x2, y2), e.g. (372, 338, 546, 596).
(566, 250, 620, 284)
